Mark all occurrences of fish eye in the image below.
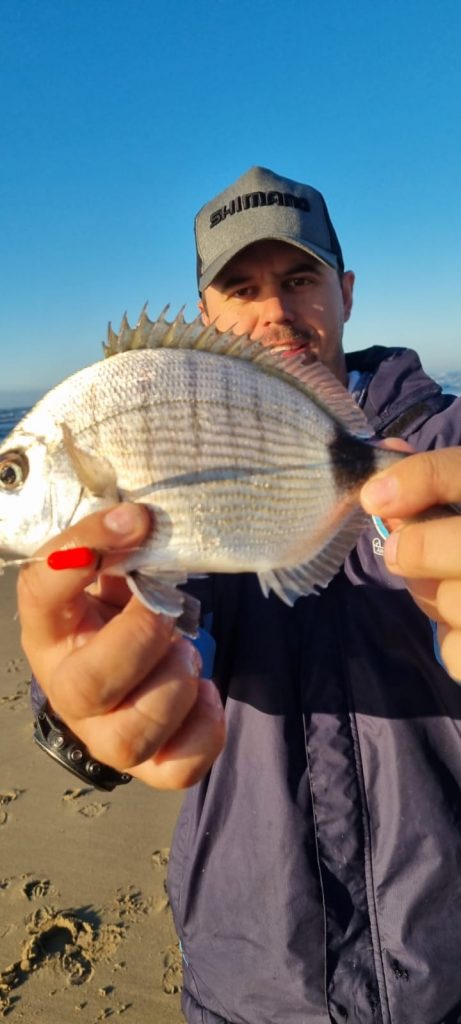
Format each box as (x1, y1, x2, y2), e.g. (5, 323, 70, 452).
(0, 451, 29, 490)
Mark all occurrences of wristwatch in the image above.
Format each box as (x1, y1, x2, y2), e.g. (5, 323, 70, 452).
(33, 702, 132, 792)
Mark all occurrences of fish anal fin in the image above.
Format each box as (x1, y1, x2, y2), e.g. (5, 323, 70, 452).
(127, 571, 201, 638)
(61, 423, 119, 500)
(258, 506, 368, 604)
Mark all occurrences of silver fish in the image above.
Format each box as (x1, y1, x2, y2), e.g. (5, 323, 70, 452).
(0, 307, 402, 634)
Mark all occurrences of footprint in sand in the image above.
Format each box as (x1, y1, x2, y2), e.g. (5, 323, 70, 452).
(150, 849, 171, 912)
(0, 681, 29, 709)
(162, 943, 183, 995)
(151, 848, 170, 868)
(21, 876, 53, 901)
(113, 887, 153, 922)
(5, 657, 26, 674)
(0, 789, 25, 806)
(0, 789, 25, 825)
(0, 906, 127, 1016)
(0, 910, 94, 1015)
(78, 802, 111, 818)
(62, 787, 94, 803)
(154, 893, 170, 914)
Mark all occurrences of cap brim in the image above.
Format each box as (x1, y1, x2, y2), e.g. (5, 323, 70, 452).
(199, 234, 339, 292)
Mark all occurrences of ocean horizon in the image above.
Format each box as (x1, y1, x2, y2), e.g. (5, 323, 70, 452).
(1, 371, 461, 443)
(0, 406, 34, 443)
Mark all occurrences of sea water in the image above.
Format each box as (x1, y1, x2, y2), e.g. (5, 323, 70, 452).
(0, 408, 32, 443)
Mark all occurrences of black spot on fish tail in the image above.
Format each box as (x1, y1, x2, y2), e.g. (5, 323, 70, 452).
(329, 428, 377, 491)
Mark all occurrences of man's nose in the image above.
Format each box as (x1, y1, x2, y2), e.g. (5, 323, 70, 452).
(253, 293, 295, 333)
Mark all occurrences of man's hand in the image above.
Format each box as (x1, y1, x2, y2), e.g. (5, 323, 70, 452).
(361, 447, 461, 682)
(18, 503, 225, 789)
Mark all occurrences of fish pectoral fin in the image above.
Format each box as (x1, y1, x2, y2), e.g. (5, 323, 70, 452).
(127, 570, 201, 639)
(61, 423, 119, 500)
(258, 506, 368, 605)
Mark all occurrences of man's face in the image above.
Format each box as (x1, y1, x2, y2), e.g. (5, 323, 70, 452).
(199, 240, 355, 385)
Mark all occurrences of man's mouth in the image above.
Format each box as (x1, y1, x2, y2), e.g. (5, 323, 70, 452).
(262, 330, 317, 360)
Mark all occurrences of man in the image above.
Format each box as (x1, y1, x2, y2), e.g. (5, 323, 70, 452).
(21, 167, 461, 1024)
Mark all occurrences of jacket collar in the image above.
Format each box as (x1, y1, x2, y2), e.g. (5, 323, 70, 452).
(345, 345, 443, 436)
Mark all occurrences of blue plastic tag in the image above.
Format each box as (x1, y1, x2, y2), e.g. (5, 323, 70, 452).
(372, 515, 390, 540)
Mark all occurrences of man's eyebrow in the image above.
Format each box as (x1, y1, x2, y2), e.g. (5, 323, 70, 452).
(282, 259, 322, 276)
(217, 259, 322, 291)
(217, 271, 253, 290)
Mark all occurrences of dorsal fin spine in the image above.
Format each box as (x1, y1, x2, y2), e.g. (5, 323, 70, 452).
(103, 307, 372, 438)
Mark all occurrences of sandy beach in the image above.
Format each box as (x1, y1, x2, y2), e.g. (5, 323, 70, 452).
(0, 571, 185, 1023)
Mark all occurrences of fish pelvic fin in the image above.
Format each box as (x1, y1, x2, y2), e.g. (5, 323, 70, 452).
(258, 505, 368, 605)
(103, 307, 372, 439)
(127, 570, 201, 638)
(61, 424, 120, 500)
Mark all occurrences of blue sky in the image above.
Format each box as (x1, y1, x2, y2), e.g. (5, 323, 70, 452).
(1, 0, 460, 404)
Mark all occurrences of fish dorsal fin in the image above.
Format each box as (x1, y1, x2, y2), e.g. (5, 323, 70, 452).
(61, 423, 119, 500)
(103, 307, 372, 438)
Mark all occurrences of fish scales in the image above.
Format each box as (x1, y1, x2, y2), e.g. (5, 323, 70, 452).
(0, 310, 403, 627)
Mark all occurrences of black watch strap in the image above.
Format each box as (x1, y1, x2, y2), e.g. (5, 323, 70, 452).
(33, 702, 132, 792)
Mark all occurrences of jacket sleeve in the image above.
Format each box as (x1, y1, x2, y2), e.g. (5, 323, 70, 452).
(406, 394, 461, 450)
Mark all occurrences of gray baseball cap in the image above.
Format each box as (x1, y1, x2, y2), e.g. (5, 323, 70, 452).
(195, 165, 344, 293)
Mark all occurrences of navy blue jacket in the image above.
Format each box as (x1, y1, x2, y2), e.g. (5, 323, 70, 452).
(167, 347, 461, 1024)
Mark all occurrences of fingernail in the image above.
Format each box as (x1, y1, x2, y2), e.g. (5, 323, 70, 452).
(104, 504, 141, 535)
(178, 638, 202, 677)
(199, 678, 224, 718)
(384, 531, 399, 565)
(361, 474, 399, 512)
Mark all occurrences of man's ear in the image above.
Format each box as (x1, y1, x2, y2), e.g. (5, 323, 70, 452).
(341, 271, 355, 322)
(198, 298, 209, 325)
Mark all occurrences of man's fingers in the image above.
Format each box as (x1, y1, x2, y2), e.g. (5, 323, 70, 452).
(360, 448, 461, 606)
(16, 500, 227, 791)
(383, 516, 461, 580)
(18, 503, 152, 644)
(130, 679, 226, 790)
(402, 576, 439, 620)
(46, 599, 177, 719)
(77, 636, 203, 768)
(361, 447, 461, 518)
(88, 573, 133, 608)
(437, 579, 461, 629)
(437, 623, 461, 683)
